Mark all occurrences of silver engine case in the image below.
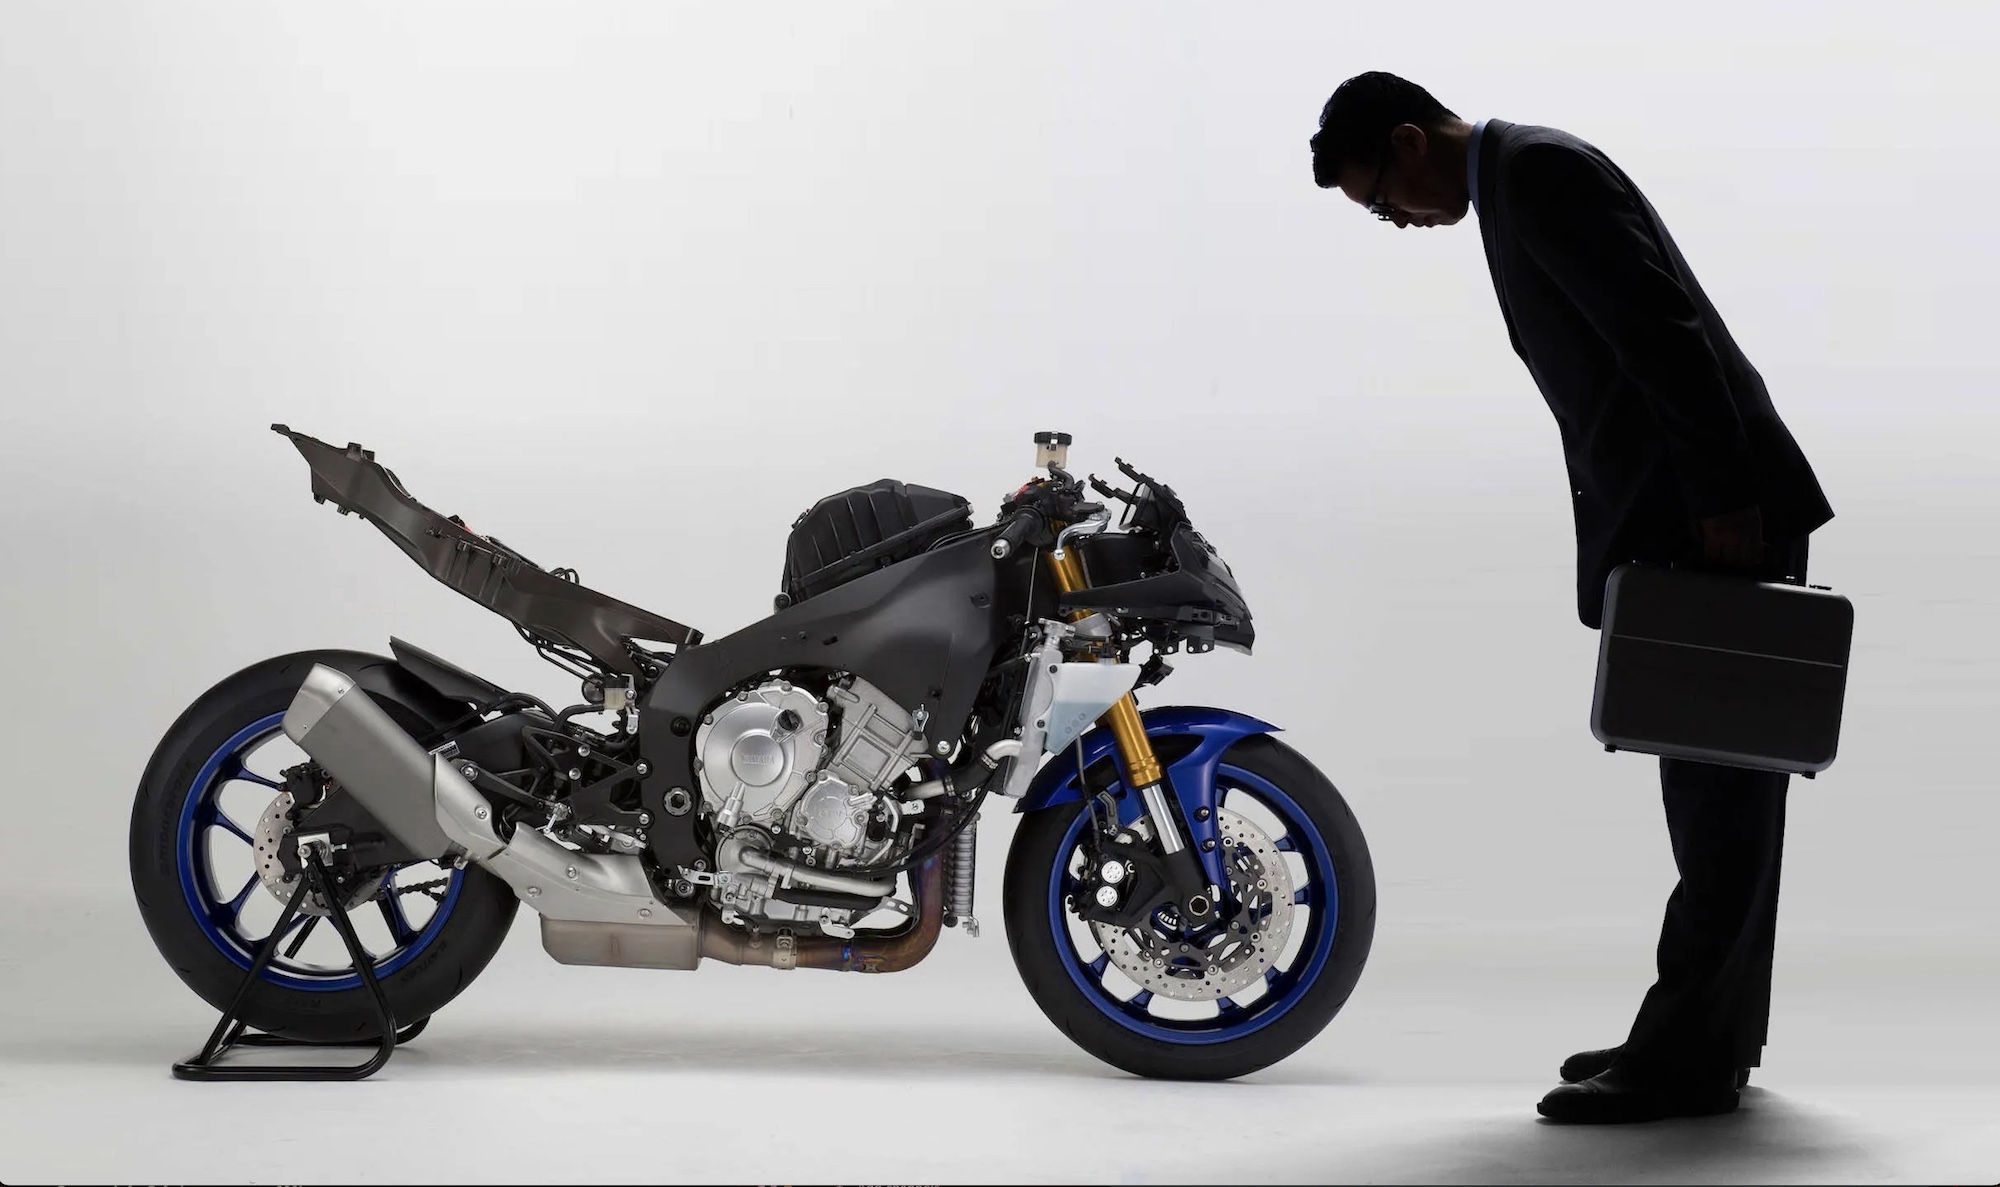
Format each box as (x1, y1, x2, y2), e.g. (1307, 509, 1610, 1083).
(694, 675, 921, 855)
(694, 674, 926, 924)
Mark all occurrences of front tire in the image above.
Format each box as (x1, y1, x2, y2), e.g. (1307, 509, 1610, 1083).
(129, 650, 519, 1044)
(1004, 732, 1376, 1080)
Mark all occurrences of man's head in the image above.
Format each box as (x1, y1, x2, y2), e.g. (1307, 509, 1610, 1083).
(1310, 72, 1472, 228)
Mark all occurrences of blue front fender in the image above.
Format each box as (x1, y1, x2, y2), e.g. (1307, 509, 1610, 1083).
(1014, 705, 1280, 889)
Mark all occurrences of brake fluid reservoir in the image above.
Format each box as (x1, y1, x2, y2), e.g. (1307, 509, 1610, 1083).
(1034, 430, 1072, 472)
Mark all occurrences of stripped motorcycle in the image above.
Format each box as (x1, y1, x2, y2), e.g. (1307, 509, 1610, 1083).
(129, 426, 1375, 1080)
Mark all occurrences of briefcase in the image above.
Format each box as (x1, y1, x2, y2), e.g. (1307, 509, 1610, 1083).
(1590, 562, 1854, 777)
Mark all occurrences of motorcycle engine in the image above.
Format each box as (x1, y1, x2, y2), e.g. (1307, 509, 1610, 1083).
(693, 674, 926, 924)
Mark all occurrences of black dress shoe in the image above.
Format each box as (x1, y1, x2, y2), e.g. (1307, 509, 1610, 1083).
(1561, 1045, 1751, 1088)
(1537, 1062, 1740, 1124)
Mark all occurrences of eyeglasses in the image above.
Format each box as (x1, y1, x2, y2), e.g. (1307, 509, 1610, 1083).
(1365, 154, 1399, 221)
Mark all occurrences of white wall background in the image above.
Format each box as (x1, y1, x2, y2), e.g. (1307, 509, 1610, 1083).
(1, 0, 1995, 1110)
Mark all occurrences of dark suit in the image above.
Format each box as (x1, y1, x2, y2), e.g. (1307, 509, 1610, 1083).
(1473, 119, 1835, 1077)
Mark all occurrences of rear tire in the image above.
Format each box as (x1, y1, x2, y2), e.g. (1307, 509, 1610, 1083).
(1004, 732, 1376, 1080)
(129, 650, 519, 1043)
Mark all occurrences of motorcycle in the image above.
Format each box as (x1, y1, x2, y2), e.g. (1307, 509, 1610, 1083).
(129, 425, 1375, 1080)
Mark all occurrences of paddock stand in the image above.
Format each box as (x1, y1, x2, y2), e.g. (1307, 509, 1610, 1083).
(172, 834, 426, 1081)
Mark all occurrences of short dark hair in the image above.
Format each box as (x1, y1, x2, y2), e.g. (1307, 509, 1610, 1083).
(1310, 72, 1459, 189)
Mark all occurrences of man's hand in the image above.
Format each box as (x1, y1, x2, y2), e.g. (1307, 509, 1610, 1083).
(1694, 504, 1765, 569)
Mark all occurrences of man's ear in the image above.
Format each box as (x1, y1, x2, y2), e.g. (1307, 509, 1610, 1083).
(1390, 123, 1429, 158)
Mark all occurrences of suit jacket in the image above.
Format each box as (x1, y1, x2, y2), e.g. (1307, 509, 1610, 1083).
(1475, 119, 1834, 628)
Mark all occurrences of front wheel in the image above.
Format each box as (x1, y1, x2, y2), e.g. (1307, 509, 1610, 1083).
(1003, 732, 1376, 1080)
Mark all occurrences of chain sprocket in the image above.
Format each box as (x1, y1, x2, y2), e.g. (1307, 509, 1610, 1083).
(253, 792, 451, 915)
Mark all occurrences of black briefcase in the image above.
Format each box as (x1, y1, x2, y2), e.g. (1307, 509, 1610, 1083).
(1590, 562, 1854, 776)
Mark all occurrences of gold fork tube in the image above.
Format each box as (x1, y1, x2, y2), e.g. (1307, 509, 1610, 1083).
(1098, 696, 1163, 788)
(1043, 543, 1091, 613)
(1044, 539, 1164, 788)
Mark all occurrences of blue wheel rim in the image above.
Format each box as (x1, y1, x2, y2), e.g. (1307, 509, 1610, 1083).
(175, 711, 464, 992)
(1048, 761, 1339, 1044)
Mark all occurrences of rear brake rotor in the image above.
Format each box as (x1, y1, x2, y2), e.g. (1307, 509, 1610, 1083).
(252, 792, 385, 917)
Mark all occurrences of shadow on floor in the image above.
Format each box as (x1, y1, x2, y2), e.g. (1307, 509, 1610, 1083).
(1270, 1088, 1893, 1185)
(0, 1018, 1366, 1087)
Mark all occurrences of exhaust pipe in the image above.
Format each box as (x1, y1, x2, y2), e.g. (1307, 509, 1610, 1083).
(697, 854, 946, 973)
(282, 664, 698, 958)
(283, 664, 943, 975)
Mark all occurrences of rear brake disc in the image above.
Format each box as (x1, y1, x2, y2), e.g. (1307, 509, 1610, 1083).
(253, 792, 387, 917)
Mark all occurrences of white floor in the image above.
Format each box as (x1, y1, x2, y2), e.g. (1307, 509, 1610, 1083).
(3, 899, 1995, 1185)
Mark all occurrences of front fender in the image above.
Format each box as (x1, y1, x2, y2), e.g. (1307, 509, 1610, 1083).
(1015, 705, 1280, 889)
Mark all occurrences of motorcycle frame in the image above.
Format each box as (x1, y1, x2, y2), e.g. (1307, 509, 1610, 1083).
(272, 425, 1261, 939)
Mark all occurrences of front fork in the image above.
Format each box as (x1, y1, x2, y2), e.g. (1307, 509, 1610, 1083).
(1043, 541, 1219, 923)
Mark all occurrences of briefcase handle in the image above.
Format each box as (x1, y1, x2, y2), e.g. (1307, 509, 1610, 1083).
(1659, 548, 1818, 589)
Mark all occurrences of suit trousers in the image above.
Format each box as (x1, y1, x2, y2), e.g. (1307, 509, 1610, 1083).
(1618, 533, 1811, 1076)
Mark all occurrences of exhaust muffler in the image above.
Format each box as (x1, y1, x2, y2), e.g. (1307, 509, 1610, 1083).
(282, 663, 459, 861)
(282, 664, 700, 967)
(281, 664, 946, 975)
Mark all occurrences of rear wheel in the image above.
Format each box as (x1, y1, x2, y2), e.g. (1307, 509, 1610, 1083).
(1004, 732, 1376, 1080)
(129, 651, 519, 1043)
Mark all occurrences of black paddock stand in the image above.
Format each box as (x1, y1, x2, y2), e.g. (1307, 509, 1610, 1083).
(173, 837, 424, 1082)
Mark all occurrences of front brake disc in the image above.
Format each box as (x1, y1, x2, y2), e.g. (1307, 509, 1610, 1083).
(1089, 807, 1296, 1002)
